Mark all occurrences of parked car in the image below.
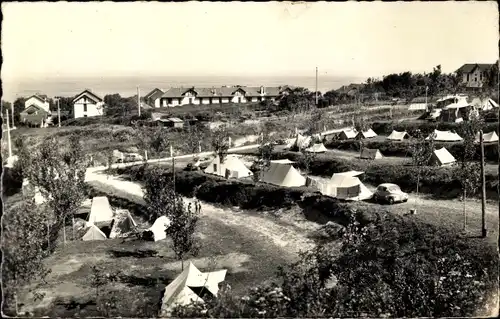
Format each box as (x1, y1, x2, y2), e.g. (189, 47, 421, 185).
(372, 183, 408, 204)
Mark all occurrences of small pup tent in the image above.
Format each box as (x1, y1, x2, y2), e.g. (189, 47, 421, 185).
(360, 148, 383, 160)
(430, 147, 456, 166)
(145, 216, 171, 242)
(204, 155, 253, 179)
(426, 129, 463, 142)
(88, 196, 114, 224)
(260, 160, 306, 188)
(337, 129, 357, 140)
(109, 209, 138, 239)
(305, 143, 328, 153)
(320, 171, 373, 201)
(387, 130, 410, 141)
(82, 224, 107, 241)
(355, 128, 378, 139)
(159, 262, 227, 317)
(475, 131, 499, 143)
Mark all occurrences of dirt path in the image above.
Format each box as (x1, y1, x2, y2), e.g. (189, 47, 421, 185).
(85, 170, 316, 257)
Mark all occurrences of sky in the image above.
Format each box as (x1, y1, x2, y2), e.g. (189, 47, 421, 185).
(1, 1, 499, 81)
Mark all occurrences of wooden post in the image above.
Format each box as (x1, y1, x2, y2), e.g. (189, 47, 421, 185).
(480, 130, 487, 238)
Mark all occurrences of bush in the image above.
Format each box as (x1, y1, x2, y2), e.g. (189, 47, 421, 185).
(371, 120, 499, 136)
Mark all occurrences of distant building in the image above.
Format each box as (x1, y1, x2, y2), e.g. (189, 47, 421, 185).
(144, 88, 164, 108)
(456, 63, 495, 91)
(72, 89, 105, 118)
(157, 86, 290, 107)
(20, 105, 50, 126)
(24, 94, 50, 113)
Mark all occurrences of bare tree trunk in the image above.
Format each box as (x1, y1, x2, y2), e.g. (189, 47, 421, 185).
(72, 215, 75, 240)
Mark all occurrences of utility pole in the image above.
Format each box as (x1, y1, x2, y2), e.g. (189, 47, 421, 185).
(137, 86, 141, 117)
(480, 130, 487, 238)
(6, 109, 12, 157)
(11, 102, 14, 128)
(315, 67, 319, 106)
(55, 97, 61, 127)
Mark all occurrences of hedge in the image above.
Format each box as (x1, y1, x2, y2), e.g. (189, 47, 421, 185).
(325, 138, 499, 162)
(371, 120, 499, 136)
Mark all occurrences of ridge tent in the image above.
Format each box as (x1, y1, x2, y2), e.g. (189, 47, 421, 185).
(475, 131, 499, 143)
(287, 134, 312, 150)
(204, 155, 253, 179)
(355, 128, 378, 139)
(305, 143, 327, 153)
(88, 196, 114, 224)
(426, 129, 463, 142)
(159, 262, 227, 317)
(145, 216, 171, 242)
(387, 130, 410, 141)
(430, 147, 456, 166)
(471, 97, 499, 111)
(260, 161, 306, 188)
(360, 148, 383, 160)
(82, 224, 107, 241)
(109, 209, 138, 239)
(337, 129, 357, 140)
(321, 172, 373, 201)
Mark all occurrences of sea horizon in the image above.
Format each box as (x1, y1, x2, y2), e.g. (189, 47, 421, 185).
(2, 75, 366, 102)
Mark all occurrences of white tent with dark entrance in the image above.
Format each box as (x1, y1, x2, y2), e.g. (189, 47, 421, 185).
(475, 131, 499, 144)
(305, 143, 327, 153)
(204, 155, 253, 179)
(387, 130, 410, 141)
(286, 134, 312, 150)
(360, 148, 383, 160)
(144, 216, 171, 242)
(426, 129, 463, 142)
(430, 147, 456, 166)
(319, 171, 372, 201)
(337, 129, 357, 140)
(159, 262, 227, 317)
(471, 97, 499, 111)
(88, 196, 114, 224)
(82, 224, 108, 241)
(260, 159, 306, 188)
(355, 128, 378, 139)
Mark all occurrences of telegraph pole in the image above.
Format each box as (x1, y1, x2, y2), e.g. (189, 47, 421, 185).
(315, 67, 319, 105)
(11, 102, 14, 128)
(137, 86, 141, 117)
(56, 97, 61, 127)
(480, 130, 487, 238)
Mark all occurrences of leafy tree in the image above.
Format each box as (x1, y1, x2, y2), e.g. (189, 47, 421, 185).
(166, 196, 201, 270)
(279, 87, 315, 114)
(185, 122, 204, 155)
(256, 122, 276, 181)
(143, 167, 176, 222)
(2, 199, 51, 316)
(134, 125, 170, 157)
(211, 125, 231, 173)
(20, 136, 89, 248)
(12, 97, 26, 125)
(410, 130, 434, 205)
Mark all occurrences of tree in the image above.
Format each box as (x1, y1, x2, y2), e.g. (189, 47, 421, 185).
(211, 125, 231, 174)
(166, 196, 202, 270)
(2, 199, 51, 316)
(279, 87, 316, 114)
(12, 97, 26, 125)
(143, 167, 176, 222)
(134, 125, 170, 157)
(185, 122, 204, 155)
(410, 130, 434, 207)
(20, 136, 89, 248)
(256, 122, 276, 181)
(307, 110, 324, 136)
(457, 115, 483, 231)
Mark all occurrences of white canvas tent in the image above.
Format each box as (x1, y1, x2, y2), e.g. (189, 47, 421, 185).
(471, 97, 499, 111)
(204, 155, 253, 179)
(109, 209, 138, 239)
(287, 134, 312, 150)
(475, 131, 499, 143)
(430, 147, 456, 166)
(113, 149, 124, 162)
(4, 155, 19, 168)
(426, 129, 463, 142)
(387, 130, 410, 141)
(146, 216, 171, 242)
(360, 148, 383, 160)
(337, 129, 357, 140)
(321, 171, 373, 201)
(88, 196, 114, 224)
(356, 129, 378, 139)
(159, 262, 227, 317)
(260, 161, 306, 188)
(305, 143, 327, 153)
(82, 224, 108, 241)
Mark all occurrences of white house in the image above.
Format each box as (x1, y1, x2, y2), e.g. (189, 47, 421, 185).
(24, 94, 50, 113)
(158, 85, 292, 107)
(456, 63, 495, 90)
(144, 88, 164, 108)
(72, 89, 105, 118)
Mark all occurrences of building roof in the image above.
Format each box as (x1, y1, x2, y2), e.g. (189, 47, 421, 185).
(144, 88, 165, 101)
(73, 89, 103, 103)
(26, 94, 49, 103)
(456, 63, 494, 74)
(21, 104, 49, 115)
(160, 86, 283, 98)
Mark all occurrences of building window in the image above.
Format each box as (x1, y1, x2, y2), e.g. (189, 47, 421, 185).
(467, 74, 469, 81)
(475, 77, 477, 82)
(84, 114, 88, 118)
(168, 98, 172, 104)
(83, 103, 87, 112)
